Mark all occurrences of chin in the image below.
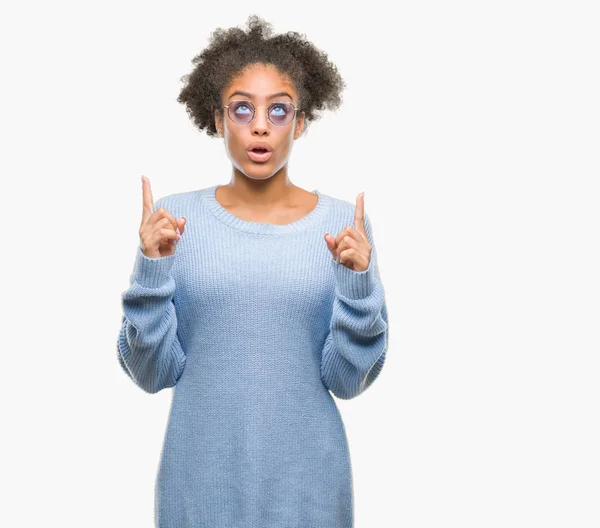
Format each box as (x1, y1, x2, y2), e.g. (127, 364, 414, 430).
(241, 163, 280, 179)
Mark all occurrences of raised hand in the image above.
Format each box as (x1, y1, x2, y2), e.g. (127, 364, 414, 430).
(139, 175, 186, 258)
(324, 192, 372, 272)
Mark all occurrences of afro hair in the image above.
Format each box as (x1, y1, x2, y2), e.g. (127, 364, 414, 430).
(176, 14, 346, 138)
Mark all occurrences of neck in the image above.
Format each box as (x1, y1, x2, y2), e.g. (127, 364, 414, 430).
(223, 168, 298, 206)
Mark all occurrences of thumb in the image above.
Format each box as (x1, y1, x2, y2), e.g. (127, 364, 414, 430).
(324, 233, 338, 259)
(178, 216, 186, 235)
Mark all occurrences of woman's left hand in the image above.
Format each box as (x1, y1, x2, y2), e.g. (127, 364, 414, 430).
(324, 192, 371, 272)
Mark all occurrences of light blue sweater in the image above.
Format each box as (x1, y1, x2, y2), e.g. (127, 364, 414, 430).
(117, 184, 389, 528)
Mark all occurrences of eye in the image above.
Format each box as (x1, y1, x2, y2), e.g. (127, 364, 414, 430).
(270, 103, 288, 116)
(233, 101, 253, 115)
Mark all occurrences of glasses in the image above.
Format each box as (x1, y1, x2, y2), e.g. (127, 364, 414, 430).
(222, 100, 300, 126)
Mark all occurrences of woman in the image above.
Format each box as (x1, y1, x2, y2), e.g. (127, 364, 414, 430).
(117, 15, 389, 528)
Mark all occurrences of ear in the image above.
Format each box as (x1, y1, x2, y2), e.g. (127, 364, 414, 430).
(293, 110, 305, 139)
(215, 109, 224, 137)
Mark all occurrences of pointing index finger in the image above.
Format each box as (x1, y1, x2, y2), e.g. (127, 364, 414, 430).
(354, 191, 366, 237)
(141, 175, 154, 225)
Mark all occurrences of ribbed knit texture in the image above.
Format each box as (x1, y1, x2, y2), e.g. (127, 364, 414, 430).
(117, 184, 389, 528)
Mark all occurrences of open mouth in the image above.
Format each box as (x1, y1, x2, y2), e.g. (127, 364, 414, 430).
(247, 148, 272, 162)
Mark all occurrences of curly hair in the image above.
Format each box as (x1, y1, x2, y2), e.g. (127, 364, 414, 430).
(176, 15, 346, 138)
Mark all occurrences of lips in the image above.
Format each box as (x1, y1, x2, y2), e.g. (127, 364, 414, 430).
(247, 141, 273, 152)
(246, 141, 273, 162)
(247, 149, 272, 162)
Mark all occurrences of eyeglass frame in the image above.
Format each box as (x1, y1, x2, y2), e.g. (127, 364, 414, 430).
(222, 99, 301, 127)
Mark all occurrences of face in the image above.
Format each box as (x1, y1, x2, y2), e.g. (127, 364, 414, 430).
(214, 63, 305, 181)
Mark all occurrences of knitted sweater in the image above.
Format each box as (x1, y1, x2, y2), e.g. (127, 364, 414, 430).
(117, 184, 389, 528)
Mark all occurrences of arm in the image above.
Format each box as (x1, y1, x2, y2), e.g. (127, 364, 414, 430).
(320, 213, 389, 400)
(116, 199, 186, 394)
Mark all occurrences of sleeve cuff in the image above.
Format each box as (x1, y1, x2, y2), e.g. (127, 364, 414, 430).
(132, 245, 176, 288)
(331, 256, 376, 300)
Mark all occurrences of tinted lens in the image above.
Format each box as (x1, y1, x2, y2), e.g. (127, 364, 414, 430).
(268, 102, 294, 125)
(229, 100, 254, 124)
(227, 100, 295, 126)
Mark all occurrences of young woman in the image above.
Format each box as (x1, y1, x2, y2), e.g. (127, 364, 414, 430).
(117, 15, 389, 528)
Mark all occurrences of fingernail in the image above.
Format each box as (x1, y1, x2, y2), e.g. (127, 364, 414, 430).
(176, 227, 181, 235)
(177, 234, 182, 240)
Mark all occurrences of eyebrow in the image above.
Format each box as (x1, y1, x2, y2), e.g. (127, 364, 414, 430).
(228, 90, 294, 101)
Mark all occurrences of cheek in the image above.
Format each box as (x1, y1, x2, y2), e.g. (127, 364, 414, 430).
(225, 135, 244, 155)
(278, 131, 296, 153)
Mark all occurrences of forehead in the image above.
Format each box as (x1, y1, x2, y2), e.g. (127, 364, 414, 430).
(224, 63, 297, 101)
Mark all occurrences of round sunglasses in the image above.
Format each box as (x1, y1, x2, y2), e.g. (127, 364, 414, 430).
(222, 100, 300, 126)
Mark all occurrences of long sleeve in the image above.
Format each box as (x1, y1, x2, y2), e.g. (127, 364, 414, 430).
(116, 200, 186, 394)
(320, 213, 389, 400)
(122, 185, 390, 526)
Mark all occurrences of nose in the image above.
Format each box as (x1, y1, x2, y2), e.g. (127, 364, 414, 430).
(251, 107, 271, 135)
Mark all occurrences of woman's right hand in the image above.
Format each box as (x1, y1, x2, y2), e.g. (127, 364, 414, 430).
(139, 176, 186, 258)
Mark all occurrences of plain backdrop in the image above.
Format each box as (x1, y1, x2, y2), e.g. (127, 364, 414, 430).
(1, 1, 598, 527)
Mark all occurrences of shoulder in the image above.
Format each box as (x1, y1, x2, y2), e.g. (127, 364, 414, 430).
(153, 187, 213, 215)
(321, 191, 373, 229)
(320, 192, 352, 216)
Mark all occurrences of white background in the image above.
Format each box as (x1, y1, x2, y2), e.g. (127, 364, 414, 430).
(1, 1, 599, 527)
